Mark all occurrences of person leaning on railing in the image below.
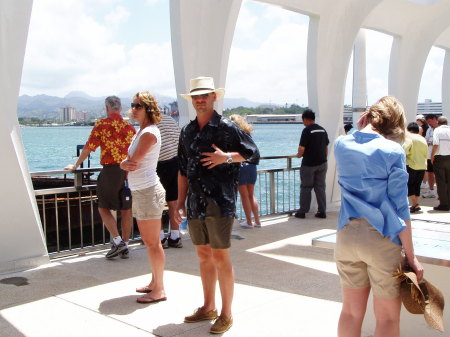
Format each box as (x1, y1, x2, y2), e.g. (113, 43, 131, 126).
(64, 95, 136, 259)
(334, 96, 424, 337)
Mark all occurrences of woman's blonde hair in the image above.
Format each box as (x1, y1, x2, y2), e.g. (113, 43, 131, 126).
(357, 96, 406, 143)
(229, 114, 253, 135)
(134, 91, 161, 125)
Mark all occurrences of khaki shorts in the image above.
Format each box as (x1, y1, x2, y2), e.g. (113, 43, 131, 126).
(188, 199, 234, 249)
(131, 182, 166, 220)
(335, 218, 403, 299)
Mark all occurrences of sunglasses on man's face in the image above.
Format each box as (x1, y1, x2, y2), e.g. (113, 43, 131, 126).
(131, 103, 144, 109)
(191, 93, 210, 100)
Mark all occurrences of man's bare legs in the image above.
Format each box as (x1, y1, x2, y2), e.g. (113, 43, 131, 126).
(120, 208, 132, 242)
(98, 207, 120, 238)
(99, 207, 131, 242)
(195, 244, 234, 319)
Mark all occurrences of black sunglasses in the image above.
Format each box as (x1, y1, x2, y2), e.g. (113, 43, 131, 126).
(131, 103, 144, 109)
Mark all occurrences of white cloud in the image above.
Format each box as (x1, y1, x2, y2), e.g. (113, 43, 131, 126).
(20, 0, 174, 98)
(228, 22, 308, 105)
(145, 0, 163, 6)
(105, 6, 130, 27)
(418, 47, 444, 102)
(19, 0, 444, 107)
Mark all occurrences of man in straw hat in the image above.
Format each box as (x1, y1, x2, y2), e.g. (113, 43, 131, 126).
(176, 76, 259, 334)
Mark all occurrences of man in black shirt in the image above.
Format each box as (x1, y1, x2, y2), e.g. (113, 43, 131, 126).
(176, 76, 259, 334)
(295, 109, 329, 219)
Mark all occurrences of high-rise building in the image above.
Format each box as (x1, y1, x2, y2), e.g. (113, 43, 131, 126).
(59, 107, 76, 122)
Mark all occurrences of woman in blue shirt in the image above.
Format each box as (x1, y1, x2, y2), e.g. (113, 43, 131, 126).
(334, 96, 423, 337)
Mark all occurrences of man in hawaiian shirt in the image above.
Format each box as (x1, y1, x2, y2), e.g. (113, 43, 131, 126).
(65, 96, 136, 259)
(176, 77, 259, 334)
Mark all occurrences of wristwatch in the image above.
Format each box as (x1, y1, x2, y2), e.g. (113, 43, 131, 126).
(226, 154, 233, 164)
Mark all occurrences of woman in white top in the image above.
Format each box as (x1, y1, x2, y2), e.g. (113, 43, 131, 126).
(120, 91, 167, 304)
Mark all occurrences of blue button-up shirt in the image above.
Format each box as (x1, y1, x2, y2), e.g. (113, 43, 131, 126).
(334, 131, 410, 245)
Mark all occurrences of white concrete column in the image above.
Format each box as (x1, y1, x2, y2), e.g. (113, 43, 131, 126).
(306, 0, 381, 210)
(170, 0, 242, 126)
(388, 1, 450, 122)
(442, 49, 450, 117)
(0, 0, 49, 274)
(352, 29, 368, 123)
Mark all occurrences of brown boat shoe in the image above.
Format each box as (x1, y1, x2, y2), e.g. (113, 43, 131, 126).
(184, 307, 218, 323)
(210, 315, 233, 334)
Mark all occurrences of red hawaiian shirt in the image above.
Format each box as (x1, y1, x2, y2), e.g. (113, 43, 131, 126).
(85, 114, 136, 165)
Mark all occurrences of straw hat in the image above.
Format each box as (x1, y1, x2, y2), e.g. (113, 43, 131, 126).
(395, 267, 445, 332)
(180, 76, 225, 101)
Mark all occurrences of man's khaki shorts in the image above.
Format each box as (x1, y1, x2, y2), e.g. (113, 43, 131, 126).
(335, 218, 403, 299)
(188, 199, 234, 249)
(131, 182, 166, 220)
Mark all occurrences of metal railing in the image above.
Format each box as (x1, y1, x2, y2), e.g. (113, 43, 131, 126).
(31, 156, 300, 257)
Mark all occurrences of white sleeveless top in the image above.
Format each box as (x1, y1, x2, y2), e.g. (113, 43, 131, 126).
(127, 125, 161, 191)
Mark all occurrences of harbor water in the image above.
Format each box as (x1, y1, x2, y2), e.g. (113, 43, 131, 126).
(21, 123, 304, 172)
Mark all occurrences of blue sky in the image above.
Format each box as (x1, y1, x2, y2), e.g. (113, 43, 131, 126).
(20, 0, 445, 106)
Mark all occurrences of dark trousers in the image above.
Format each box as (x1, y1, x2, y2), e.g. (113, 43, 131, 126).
(434, 155, 450, 206)
(299, 162, 327, 213)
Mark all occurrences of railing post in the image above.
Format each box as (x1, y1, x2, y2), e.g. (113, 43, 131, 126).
(74, 171, 83, 189)
(269, 172, 275, 214)
(287, 157, 292, 170)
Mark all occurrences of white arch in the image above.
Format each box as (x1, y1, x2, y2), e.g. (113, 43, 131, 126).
(0, 0, 49, 273)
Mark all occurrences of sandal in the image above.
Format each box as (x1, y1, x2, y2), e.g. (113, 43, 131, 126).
(136, 285, 152, 293)
(136, 295, 167, 304)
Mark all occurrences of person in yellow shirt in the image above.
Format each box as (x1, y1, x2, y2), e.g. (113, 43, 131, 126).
(403, 122, 428, 212)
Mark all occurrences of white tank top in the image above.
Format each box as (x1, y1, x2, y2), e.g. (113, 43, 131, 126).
(127, 125, 161, 191)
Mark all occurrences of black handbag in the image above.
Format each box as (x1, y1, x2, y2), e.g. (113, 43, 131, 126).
(120, 180, 132, 209)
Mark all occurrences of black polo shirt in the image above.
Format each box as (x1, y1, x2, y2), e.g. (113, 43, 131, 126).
(299, 123, 329, 166)
(178, 111, 260, 219)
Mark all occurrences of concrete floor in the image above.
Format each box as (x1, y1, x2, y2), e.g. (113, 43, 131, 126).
(0, 198, 448, 337)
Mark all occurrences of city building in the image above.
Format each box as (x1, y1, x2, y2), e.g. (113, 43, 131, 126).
(59, 106, 76, 122)
(417, 99, 442, 115)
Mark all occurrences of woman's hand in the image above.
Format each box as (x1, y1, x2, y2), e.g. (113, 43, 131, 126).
(408, 255, 424, 282)
(120, 158, 137, 172)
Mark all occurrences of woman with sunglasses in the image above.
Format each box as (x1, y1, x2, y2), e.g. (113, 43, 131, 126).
(334, 96, 424, 337)
(120, 92, 167, 304)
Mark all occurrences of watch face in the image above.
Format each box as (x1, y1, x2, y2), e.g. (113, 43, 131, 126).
(227, 155, 232, 163)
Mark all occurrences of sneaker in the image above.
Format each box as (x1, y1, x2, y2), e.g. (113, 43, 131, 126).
(420, 182, 429, 189)
(210, 315, 233, 334)
(294, 211, 305, 219)
(433, 205, 450, 211)
(161, 237, 169, 249)
(168, 237, 183, 248)
(184, 307, 218, 323)
(106, 240, 127, 259)
(315, 212, 326, 219)
(120, 248, 129, 259)
(240, 222, 254, 229)
(422, 190, 436, 198)
(253, 222, 262, 228)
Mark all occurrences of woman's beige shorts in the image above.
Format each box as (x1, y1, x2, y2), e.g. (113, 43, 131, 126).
(335, 218, 403, 299)
(131, 182, 166, 220)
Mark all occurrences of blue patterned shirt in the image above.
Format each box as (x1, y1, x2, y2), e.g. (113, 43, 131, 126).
(178, 111, 260, 219)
